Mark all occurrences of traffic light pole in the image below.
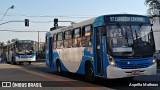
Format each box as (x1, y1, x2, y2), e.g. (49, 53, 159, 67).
(0, 21, 23, 26)
(0, 20, 29, 26)
(58, 20, 76, 24)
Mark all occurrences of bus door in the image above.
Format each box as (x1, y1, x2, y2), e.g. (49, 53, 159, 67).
(95, 27, 105, 76)
(48, 37, 53, 67)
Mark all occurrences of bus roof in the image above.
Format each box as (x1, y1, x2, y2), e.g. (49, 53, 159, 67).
(46, 18, 96, 36)
(46, 14, 150, 36)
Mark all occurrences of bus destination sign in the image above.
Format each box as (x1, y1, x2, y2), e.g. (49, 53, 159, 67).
(105, 15, 150, 24)
(110, 17, 145, 22)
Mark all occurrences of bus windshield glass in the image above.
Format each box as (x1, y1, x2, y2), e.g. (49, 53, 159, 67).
(106, 24, 155, 57)
(16, 40, 35, 54)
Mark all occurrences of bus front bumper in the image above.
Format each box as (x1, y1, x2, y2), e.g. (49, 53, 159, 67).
(15, 57, 36, 62)
(106, 63, 157, 79)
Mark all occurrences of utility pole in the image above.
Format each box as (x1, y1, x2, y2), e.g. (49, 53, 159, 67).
(38, 31, 39, 51)
(0, 5, 14, 22)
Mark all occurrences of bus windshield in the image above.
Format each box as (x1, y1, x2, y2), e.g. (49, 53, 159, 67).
(106, 24, 155, 57)
(16, 41, 34, 54)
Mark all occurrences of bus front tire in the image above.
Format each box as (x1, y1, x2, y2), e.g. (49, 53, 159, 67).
(28, 62, 32, 64)
(85, 63, 95, 82)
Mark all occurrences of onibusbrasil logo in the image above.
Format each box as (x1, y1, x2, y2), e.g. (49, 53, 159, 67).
(1, 82, 42, 87)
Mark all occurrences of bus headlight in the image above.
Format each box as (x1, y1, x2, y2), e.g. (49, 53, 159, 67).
(108, 55, 116, 66)
(152, 59, 156, 64)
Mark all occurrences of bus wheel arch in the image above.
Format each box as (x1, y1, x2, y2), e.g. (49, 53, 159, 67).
(85, 60, 95, 82)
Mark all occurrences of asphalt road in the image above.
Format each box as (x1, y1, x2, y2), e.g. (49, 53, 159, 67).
(0, 60, 160, 90)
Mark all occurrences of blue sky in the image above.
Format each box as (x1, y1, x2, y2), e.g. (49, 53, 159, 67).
(0, 0, 148, 43)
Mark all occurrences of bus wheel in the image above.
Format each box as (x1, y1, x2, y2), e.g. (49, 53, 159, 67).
(28, 62, 32, 64)
(85, 63, 95, 82)
(56, 61, 62, 74)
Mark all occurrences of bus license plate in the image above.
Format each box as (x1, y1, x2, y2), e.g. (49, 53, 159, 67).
(132, 70, 140, 75)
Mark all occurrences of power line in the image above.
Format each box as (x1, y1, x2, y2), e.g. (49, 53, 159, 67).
(0, 13, 96, 18)
(30, 21, 53, 23)
(0, 19, 79, 24)
(0, 29, 48, 32)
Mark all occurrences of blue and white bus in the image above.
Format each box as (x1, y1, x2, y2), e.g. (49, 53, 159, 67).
(45, 14, 156, 81)
(5, 40, 37, 64)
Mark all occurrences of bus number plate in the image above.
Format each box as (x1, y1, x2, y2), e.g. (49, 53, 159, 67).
(132, 70, 140, 75)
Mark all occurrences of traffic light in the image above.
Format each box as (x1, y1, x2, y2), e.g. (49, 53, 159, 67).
(54, 18, 58, 27)
(25, 19, 29, 26)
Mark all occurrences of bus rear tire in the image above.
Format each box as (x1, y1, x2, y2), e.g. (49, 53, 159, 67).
(85, 63, 95, 82)
(56, 61, 62, 74)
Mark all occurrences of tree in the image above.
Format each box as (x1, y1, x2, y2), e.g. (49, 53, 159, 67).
(145, 0, 160, 16)
(0, 42, 4, 55)
(0, 42, 4, 47)
(11, 38, 18, 42)
(7, 40, 10, 44)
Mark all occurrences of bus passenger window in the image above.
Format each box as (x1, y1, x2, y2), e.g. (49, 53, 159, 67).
(72, 28, 81, 47)
(57, 32, 63, 48)
(64, 30, 72, 48)
(82, 25, 92, 47)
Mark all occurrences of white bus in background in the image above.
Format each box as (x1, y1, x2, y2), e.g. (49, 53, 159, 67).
(4, 40, 37, 64)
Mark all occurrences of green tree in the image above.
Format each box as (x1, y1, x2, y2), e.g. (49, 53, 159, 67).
(145, 0, 160, 15)
(0, 42, 4, 54)
(11, 38, 18, 42)
(7, 40, 10, 44)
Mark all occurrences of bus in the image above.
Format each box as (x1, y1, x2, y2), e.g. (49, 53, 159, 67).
(45, 14, 157, 81)
(4, 40, 37, 64)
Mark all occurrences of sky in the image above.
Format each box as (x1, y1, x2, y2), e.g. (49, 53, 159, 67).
(0, 0, 149, 43)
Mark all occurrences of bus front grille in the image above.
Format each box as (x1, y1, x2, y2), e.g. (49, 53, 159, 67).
(116, 61, 150, 69)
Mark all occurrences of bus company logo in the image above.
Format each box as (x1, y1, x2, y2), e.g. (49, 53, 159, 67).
(127, 61, 131, 64)
(2, 82, 11, 87)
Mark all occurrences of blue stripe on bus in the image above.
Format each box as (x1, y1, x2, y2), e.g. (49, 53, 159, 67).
(15, 53, 36, 58)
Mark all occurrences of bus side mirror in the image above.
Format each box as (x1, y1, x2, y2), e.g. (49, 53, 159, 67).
(150, 24, 153, 26)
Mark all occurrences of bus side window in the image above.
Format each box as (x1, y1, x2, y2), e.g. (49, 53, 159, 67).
(53, 34, 57, 49)
(64, 30, 72, 48)
(57, 32, 63, 48)
(82, 25, 92, 47)
(72, 28, 81, 47)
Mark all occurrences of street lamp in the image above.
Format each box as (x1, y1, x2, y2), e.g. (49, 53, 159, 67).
(0, 5, 15, 22)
